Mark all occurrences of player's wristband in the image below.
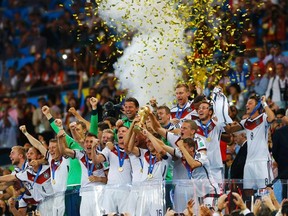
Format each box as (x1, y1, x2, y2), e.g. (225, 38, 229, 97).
(240, 208, 251, 215)
(261, 102, 268, 108)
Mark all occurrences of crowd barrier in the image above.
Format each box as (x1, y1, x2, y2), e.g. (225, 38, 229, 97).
(22, 179, 286, 216)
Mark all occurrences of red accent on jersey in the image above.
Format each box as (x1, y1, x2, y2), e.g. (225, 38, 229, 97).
(111, 148, 129, 159)
(196, 121, 216, 137)
(80, 155, 102, 172)
(175, 137, 182, 147)
(191, 115, 199, 120)
(27, 168, 51, 184)
(144, 151, 159, 164)
(171, 104, 194, 119)
(244, 115, 264, 130)
(50, 158, 63, 172)
(23, 197, 39, 205)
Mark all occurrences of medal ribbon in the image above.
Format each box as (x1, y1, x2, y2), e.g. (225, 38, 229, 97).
(116, 145, 126, 169)
(21, 160, 27, 171)
(148, 152, 157, 175)
(15, 160, 27, 201)
(164, 122, 172, 130)
(249, 101, 262, 118)
(51, 158, 62, 181)
(200, 120, 212, 138)
(85, 154, 95, 176)
(15, 189, 25, 201)
(139, 158, 143, 171)
(32, 165, 42, 188)
(175, 103, 187, 119)
(184, 161, 193, 179)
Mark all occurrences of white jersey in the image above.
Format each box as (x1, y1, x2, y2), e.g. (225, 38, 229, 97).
(18, 194, 39, 208)
(74, 150, 107, 192)
(15, 165, 54, 202)
(138, 148, 172, 182)
(195, 119, 223, 169)
(12, 161, 38, 208)
(167, 132, 187, 180)
(12, 160, 29, 175)
(240, 113, 270, 161)
(129, 153, 143, 184)
(170, 101, 198, 127)
(175, 149, 219, 196)
(167, 132, 207, 179)
(46, 153, 70, 194)
(101, 145, 132, 185)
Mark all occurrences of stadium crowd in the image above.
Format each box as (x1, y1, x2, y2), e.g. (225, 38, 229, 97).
(0, 0, 288, 216)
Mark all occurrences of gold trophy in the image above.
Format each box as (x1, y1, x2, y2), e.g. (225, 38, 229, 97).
(133, 106, 150, 133)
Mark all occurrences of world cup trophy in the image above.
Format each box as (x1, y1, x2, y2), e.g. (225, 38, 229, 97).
(133, 105, 150, 133)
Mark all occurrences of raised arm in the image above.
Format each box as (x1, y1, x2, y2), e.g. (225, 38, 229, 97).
(148, 111, 167, 138)
(19, 125, 47, 156)
(57, 129, 75, 158)
(224, 121, 243, 134)
(127, 131, 140, 156)
(68, 107, 91, 130)
(69, 121, 85, 148)
(124, 116, 140, 154)
(42, 105, 83, 151)
(0, 174, 17, 183)
(178, 140, 202, 169)
(89, 97, 99, 136)
(161, 143, 177, 158)
(91, 141, 106, 165)
(8, 197, 27, 216)
(261, 96, 275, 123)
(42, 105, 53, 121)
(142, 129, 166, 156)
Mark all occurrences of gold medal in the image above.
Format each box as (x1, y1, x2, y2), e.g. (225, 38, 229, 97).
(52, 179, 56, 185)
(118, 167, 123, 172)
(147, 173, 153, 179)
(206, 137, 211, 142)
(140, 168, 143, 173)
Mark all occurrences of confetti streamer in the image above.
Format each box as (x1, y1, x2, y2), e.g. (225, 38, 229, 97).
(97, 0, 189, 106)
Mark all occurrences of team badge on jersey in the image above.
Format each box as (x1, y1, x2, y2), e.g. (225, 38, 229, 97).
(96, 164, 102, 169)
(44, 172, 50, 179)
(208, 125, 213, 131)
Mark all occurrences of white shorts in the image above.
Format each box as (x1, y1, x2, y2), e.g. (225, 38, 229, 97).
(53, 193, 65, 216)
(37, 196, 54, 216)
(135, 182, 164, 216)
(127, 185, 141, 216)
(80, 186, 104, 216)
(102, 185, 130, 214)
(173, 180, 196, 212)
(243, 160, 273, 189)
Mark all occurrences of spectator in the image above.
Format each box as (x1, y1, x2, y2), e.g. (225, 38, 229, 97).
(248, 63, 269, 97)
(266, 42, 288, 68)
(229, 56, 251, 93)
(276, 63, 288, 109)
(0, 103, 18, 149)
(227, 83, 245, 112)
(272, 119, 288, 199)
(230, 131, 247, 181)
(265, 61, 281, 108)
